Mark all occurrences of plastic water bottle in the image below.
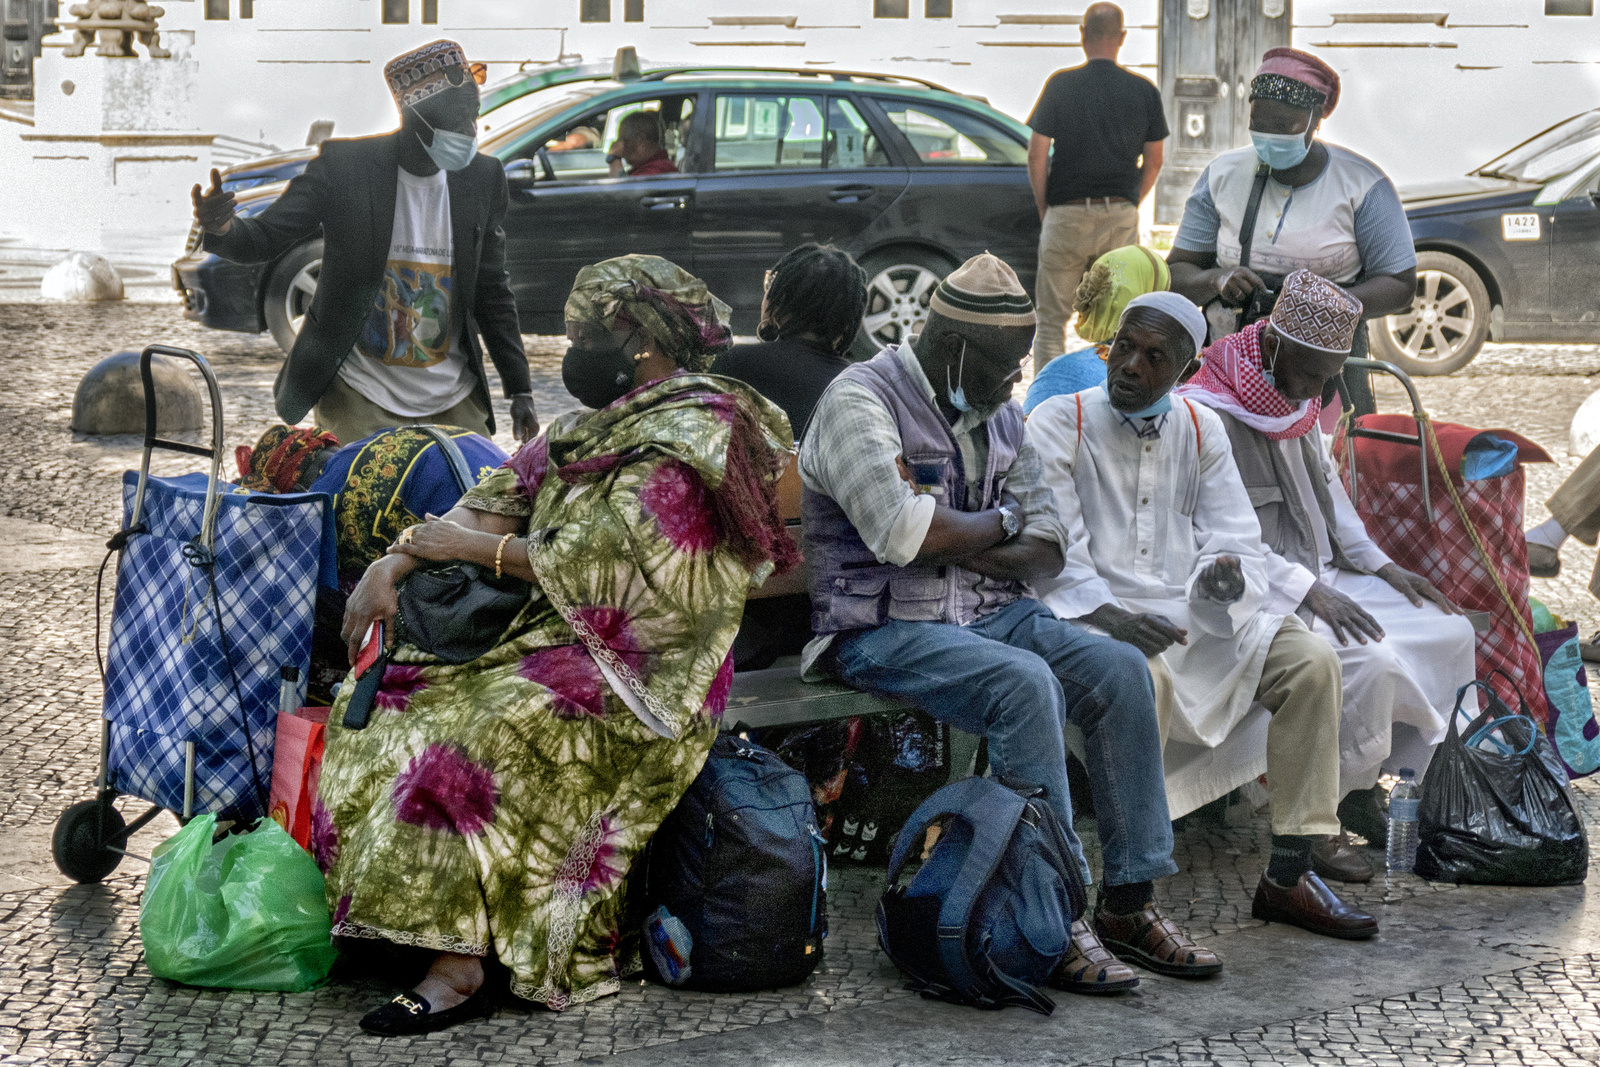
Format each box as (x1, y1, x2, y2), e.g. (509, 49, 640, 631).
(1385, 768, 1420, 874)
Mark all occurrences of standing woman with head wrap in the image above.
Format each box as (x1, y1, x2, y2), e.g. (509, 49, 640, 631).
(1166, 48, 1418, 415)
(323, 254, 798, 1034)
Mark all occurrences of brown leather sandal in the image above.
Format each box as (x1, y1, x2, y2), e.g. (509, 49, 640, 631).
(1093, 901, 1223, 979)
(1048, 919, 1140, 994)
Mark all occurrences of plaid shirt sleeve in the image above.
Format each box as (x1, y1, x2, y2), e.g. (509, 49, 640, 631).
(799, 379, 934, 567)
(1006, 438, 1068, 557)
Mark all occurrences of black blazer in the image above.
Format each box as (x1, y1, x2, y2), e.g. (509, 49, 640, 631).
(204, 131, 530, 432)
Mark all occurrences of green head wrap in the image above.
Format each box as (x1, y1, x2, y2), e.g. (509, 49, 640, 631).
(564, 254, 733, 372)
(1072, 245, 1171, 345)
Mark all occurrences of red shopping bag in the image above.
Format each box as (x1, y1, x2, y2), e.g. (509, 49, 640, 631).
(1336, 416, 1552, 721)
(269, 707, 329, 850)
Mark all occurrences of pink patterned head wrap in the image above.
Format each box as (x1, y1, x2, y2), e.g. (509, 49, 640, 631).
(1253, 47, 1341, 118)
(1174, 320, 1322, 441)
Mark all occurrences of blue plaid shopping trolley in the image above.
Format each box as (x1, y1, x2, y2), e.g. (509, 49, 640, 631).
(52, 346, 335, 883)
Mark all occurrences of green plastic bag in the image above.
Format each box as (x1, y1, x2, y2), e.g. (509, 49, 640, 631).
(139, 813, 337, 992)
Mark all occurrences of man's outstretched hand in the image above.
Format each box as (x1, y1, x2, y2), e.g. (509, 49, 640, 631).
(1083, 603, 1189, 657)
(191, 168, 236, 236)
(1197, 554, 1247, 603)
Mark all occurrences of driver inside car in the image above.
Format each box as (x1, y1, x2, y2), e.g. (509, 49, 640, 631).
(608, 110, 679, 177)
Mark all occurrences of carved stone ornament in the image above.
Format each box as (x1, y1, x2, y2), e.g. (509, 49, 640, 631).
(61, 2, 170, 60)
(1263, 0, 1285, 16)
(1187, 0, 1209, 18)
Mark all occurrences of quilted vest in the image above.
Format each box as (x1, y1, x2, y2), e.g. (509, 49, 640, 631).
(804, 347, 1027, 636)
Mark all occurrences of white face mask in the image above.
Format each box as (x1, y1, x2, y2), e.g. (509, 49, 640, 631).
(414, 109, 479, 172)
(946, 340, 972, 413)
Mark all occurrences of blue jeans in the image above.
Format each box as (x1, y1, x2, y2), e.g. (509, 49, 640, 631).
(832, 598, 1177, 888)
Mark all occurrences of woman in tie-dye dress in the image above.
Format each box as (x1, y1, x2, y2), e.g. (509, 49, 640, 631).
(317, 255, 798, 1034)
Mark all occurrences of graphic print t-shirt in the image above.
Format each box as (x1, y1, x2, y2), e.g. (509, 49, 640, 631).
(338, 168, 476, 417)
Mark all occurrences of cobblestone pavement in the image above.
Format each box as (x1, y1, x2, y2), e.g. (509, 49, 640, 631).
(2, 303, 1600, 1065)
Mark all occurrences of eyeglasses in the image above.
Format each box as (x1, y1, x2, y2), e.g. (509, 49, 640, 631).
(444, 62, 490, 88)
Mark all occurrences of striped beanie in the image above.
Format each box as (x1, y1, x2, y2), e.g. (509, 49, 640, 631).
(928, 252, 1037, 328)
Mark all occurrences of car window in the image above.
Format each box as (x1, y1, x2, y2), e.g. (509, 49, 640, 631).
(827, 98, 891, 169)
(1474, 107, 1600, 185)
(714, 94, 828, 170)
(512, 95, 696, 180)
(876, 100, 1028, 166)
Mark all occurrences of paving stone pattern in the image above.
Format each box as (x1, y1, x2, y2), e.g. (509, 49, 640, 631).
(3, 304, 1600, 1064)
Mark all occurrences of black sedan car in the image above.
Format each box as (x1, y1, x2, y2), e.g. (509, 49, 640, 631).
(1378, 107, 1600, 375)
(173, 65, 1039, 358)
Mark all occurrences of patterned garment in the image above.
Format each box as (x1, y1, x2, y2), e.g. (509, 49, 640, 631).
(1177, 319, 1322, 441)
(564, 254, 733, 372)
(316, 373, 793, 1010)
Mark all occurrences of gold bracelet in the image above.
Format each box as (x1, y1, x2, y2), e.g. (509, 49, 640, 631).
(495, 532, 515, 578)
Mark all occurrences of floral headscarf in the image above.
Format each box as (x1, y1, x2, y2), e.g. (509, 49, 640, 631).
(1073, 245, 1170, 344)
(564, 254, 733, 372)
(235, 425, 340, 493)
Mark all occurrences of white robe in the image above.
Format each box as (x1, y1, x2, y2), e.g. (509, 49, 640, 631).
(1259, 432, 1478, 786)
(1028, 388, 1285, 816)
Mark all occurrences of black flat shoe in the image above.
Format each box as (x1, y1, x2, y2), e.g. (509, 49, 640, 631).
(359, 986, 493, 1036)
(1337, 785, 1389, 850)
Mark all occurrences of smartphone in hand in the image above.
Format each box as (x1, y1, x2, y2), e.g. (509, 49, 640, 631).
(343, 622, 388, 731)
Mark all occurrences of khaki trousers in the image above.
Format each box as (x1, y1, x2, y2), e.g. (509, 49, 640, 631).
(1034, 200, 1140, 368)
(1544, 444, 1600, 596)
(311, 372, 492, 445)
(1152, 614, 1343, 837)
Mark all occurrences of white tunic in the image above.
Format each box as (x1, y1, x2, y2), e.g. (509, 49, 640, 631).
(1029, 388, 1285, 758)
(1259, 434, 1478, 784)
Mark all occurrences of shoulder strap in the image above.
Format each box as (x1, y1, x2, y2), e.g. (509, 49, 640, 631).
(1237, 163, 1272, 271)
(411, 425, 475, 496)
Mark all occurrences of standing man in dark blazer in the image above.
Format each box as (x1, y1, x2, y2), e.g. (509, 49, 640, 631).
(191, 41, 537, 444)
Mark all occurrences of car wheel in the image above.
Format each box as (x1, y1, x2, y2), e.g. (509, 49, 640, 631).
(263, 239, 324, 355)
(854, 248, 956, 360)
(1369, 251, 1491, 376)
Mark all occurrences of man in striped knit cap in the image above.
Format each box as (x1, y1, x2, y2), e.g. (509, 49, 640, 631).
(800, 253, 1220, 995)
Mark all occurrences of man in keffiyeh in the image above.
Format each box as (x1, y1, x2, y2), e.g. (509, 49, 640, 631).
(1179, 270, 1476, 880)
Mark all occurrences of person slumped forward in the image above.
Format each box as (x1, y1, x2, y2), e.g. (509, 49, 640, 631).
(1176, 270, 1476, 874)
(192, 40, 538, 447)
(1029, 291, 1377, 938)
(801, 252, 1219, 995)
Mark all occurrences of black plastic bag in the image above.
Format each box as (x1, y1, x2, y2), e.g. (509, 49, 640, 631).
(1416, 672, 1588, 886)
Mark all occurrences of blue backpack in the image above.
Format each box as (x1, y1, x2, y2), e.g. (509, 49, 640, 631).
(877, 776, 1085, 1014)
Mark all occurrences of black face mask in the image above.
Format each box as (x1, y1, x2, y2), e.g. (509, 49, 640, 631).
(562, 342, 636, 410)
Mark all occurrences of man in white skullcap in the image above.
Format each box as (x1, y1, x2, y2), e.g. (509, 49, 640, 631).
(1177, 269, 1473, 886)
(801, 253, 1220, 997)
(1030, 289, 1381, 945)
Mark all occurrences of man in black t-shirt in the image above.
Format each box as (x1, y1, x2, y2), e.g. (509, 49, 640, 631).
(1026, 2, 1169, 368)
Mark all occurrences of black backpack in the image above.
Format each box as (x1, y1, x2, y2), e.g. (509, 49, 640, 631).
(877, 776, 1085, 1015)
(639, 735, 828, 992)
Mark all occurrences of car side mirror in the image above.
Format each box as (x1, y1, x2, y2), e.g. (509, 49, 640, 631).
(504, 158, 538, 184)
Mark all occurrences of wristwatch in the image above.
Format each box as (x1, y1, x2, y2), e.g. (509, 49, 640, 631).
(997, 504, 1021, 542)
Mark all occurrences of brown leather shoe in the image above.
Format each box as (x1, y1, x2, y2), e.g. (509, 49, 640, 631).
(1527, 541, 1561, 578)
(1092, 900, 1223, 978)
(1252, 872, 1379, 940)
(1048, 919, 1140, 995)
(1312, 833, 1374, 884)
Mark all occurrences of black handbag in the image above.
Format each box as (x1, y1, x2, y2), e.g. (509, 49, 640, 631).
(394, 426, 531, 665)
(1202, 162, 1286, 344)
(1415, 670, 1588, 886)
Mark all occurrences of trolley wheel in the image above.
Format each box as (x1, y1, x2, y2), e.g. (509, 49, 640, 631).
(52, 799, 126, 883)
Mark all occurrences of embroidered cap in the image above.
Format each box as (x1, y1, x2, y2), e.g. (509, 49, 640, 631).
(384, 40, 480, 109)
(1268, 270, 1363, 354)
(928, 252, 1037, 328)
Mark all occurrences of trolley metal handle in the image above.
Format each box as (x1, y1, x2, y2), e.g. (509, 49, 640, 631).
(127, 345, 227, 552)
(1339, 357, 1434, 525)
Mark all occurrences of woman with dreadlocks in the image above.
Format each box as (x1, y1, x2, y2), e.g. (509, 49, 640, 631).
(321, 254, 798, 1033)
(712, 242, 868, 439)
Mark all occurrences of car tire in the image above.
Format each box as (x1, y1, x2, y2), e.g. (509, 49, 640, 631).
(1368, 251, 1491, 376)
(263, 238, 324, 356)
(854, 247, 958, 360)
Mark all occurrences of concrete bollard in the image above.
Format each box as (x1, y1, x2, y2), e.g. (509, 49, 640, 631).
(71, 351, 203, 435)
(40, 252, 125, 303)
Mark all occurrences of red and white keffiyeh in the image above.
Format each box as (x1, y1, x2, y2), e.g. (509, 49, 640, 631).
(1175, 320, 1321, 441)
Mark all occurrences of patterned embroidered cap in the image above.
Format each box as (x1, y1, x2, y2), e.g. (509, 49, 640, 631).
(1250, 47, 1340, 117)
(1268, 270, 1363, 354)
(928, 252, 1037, 327)
(384, 40, 472, 109)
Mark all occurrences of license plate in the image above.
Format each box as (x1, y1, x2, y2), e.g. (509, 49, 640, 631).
(1501, 213, 1541, 242)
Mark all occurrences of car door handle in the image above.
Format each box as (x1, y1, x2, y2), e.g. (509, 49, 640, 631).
(828, 186, 875, 203)
(640, 194, 689, 210)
